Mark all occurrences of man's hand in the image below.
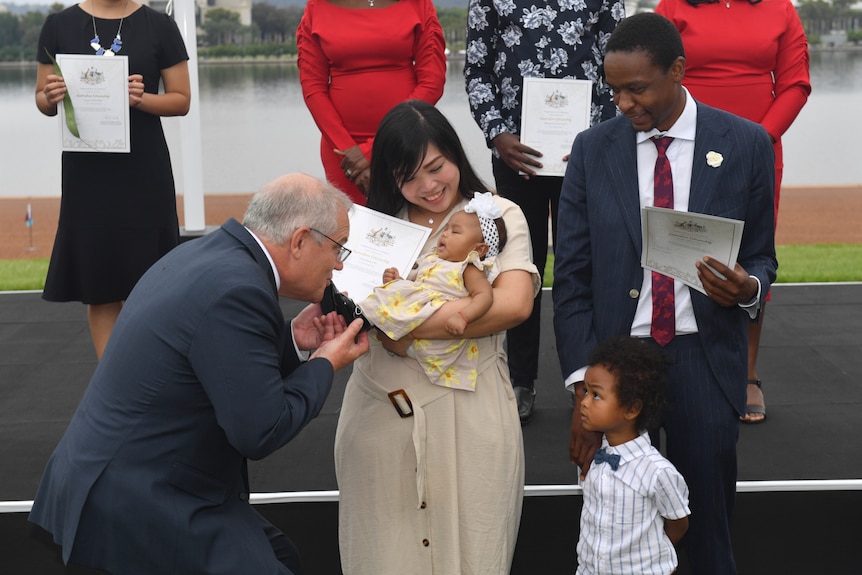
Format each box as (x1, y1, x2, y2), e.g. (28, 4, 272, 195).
(569, 381, 602, 480)
(696, 257, 758, 307)
(292, 305, 346, 350)
(311, 318, 369, 371)
(492, 133, 544, 179)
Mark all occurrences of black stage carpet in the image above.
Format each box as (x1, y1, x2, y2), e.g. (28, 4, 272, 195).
(2, 285, 861, 574)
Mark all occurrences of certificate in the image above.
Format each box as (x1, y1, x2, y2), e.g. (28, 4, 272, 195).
(641, 207, 745, 295)
(519, 77, 592, 177)
(332, 205, 431, 302)
(56, 54, 130, 153)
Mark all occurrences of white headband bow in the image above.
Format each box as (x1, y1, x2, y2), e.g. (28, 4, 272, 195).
(464, 192, 503, 257)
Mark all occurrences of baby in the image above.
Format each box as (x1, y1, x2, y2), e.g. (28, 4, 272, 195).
(360, 192, 507, 390)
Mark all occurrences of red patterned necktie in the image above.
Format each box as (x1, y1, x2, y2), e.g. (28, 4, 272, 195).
(651, 137, 675, 347)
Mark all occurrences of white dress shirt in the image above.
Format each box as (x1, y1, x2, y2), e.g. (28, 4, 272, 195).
(630, 89, 699, 338)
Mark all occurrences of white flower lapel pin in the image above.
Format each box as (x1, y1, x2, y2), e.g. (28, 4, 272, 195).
(706, 151, 723, 168)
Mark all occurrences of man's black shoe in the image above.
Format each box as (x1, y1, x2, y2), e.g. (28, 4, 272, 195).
(514, 386, 536, 424)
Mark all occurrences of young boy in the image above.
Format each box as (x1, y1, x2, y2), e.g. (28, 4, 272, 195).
(576, 336, 691, 575)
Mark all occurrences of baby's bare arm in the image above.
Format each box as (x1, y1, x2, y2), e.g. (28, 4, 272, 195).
(458, 264, 493, 323)
(444, 265, 493, 336)
(412, 269, 534, 340)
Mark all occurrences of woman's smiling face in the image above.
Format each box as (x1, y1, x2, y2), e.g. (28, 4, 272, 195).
(398, 144, 461, 216)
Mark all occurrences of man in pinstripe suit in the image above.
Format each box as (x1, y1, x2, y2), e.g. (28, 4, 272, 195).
(553, 13, 777, 575)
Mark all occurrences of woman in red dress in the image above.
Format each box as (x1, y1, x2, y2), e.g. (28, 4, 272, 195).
(655, 0, 812, 423)
(297, 0, 446, 204)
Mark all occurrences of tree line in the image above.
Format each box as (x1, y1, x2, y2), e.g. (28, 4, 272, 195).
(197, 3, 468, 58)
(0, 3, 52, 62)
(796, 0, 862, 41)
(0, 1, 857, 63)
(0, 2, 468, 61)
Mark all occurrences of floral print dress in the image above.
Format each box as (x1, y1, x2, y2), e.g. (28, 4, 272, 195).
(360, 251, 498, 390)
(464, 0, 625, 146)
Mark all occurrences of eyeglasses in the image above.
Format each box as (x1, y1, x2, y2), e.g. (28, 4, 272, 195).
(310, 228, 352, 263)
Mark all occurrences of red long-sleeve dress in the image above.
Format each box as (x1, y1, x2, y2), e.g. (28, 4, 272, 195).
(297, 0, 446, 204)
(656, 0, 811, 223)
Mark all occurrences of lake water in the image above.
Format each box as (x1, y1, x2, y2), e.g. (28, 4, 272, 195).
(1, 54, 860, 199)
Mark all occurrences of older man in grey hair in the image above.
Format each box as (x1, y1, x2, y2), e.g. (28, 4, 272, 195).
(30, 173, 368, 575)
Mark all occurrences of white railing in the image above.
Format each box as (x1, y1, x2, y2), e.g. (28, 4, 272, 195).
(4, 479, 861, 513)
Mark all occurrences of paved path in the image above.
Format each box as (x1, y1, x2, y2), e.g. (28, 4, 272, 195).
(1, 185, 860, 260)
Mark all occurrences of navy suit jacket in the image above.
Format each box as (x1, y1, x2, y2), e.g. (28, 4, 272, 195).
(30, 219, 334, 574)
(553, 102, 777, 413)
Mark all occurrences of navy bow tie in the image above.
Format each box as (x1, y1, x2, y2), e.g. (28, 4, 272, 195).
(594, 448, 621, 471)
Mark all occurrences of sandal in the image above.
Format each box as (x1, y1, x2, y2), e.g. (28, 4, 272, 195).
(740, 379, 766, 424)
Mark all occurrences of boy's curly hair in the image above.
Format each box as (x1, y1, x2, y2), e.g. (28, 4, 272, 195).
(588, 336, 671, 431)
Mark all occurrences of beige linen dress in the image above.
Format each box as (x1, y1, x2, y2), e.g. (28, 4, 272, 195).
(335, 195, 540, 575)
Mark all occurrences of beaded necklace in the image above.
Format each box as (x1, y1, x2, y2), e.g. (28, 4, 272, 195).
(89, 0, 130, 56)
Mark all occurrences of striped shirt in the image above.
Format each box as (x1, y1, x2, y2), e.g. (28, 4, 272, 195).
(577, 431, 690, 575)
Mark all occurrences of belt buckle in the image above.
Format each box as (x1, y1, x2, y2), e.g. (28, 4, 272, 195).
(388, 389, 414, 418)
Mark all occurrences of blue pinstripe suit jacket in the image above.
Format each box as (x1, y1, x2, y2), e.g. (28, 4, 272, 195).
(30, 218, 334, 574)
(553, 101, 777, 414)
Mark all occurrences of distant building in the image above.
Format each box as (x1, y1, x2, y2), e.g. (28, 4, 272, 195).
(625, 0, 641, 15)
(144, 0, 171, 13)
(625, 0, 658, 15)
(822, 30, 848, 47)
(197, 0, 252, 26)
(141, 0, 252, 27)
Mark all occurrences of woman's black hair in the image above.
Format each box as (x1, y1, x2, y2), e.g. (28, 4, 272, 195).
(493, 217, 508, 254)
(366, 100, 491, 216)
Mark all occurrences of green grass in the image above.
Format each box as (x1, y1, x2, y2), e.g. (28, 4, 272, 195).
(542, 244, 862, 288)
(2, 244, 861, 291)
(0, 258, 50, 291)
(773, 244, 862, 283)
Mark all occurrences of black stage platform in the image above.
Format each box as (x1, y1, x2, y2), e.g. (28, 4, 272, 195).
(2, 285, 861, 574)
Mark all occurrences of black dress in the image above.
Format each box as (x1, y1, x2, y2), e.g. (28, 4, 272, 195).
(37, 5, 188, 304)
